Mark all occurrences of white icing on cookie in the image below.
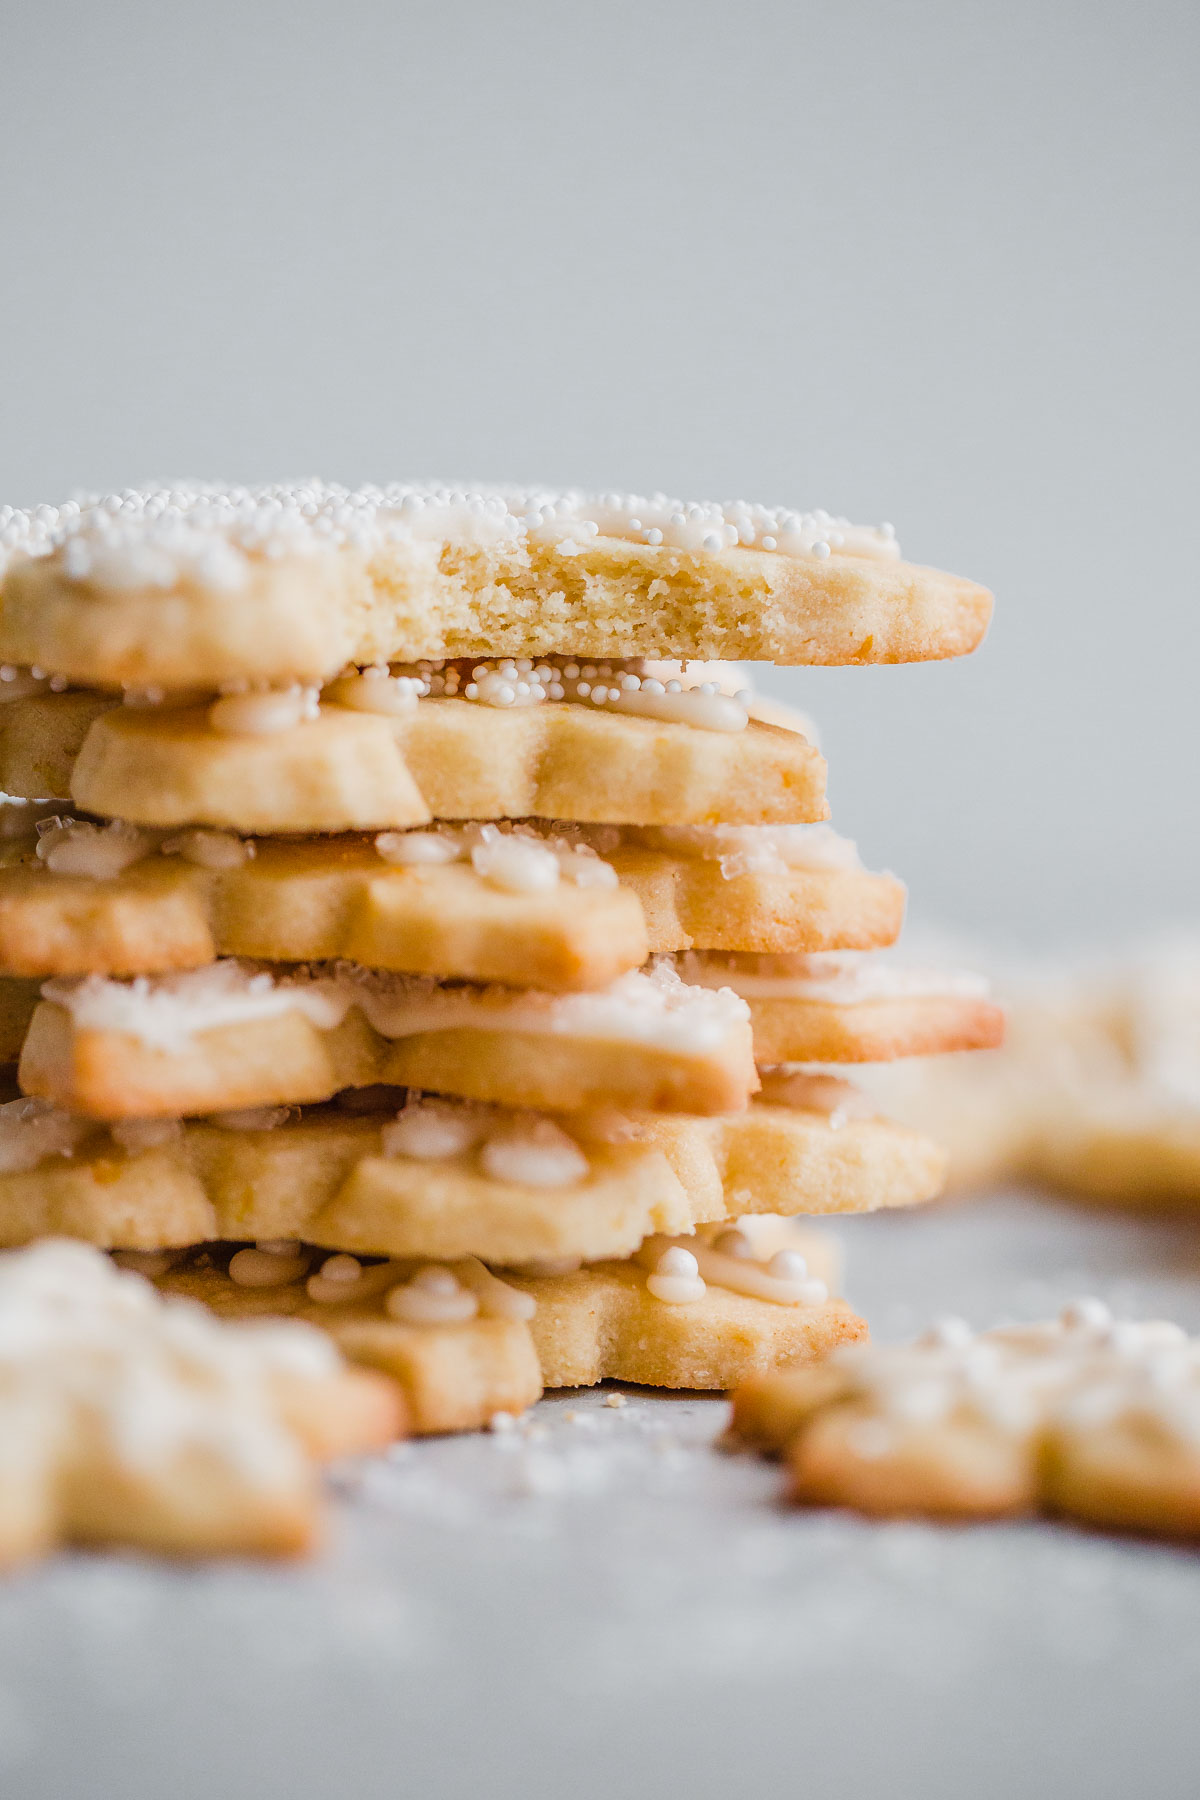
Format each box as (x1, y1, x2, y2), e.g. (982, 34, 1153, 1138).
(375, 821, 619, 893)
(381, 1097, 489, 1161)
(381, 1096, 590, 1190)
(453, 1256, 537, 1321)
(323, 669, 424, 715)
(209, 687, 320, 735)
(228, 1245, 310, 1287)
(673, 949, 990, 1004)
(634, 822, 860, 879)
(477, 1117, 589, 1188)
(160, 829, 255, 870)
(1, 483, 901, 585)
(645, 1245, 706, 1305)
(35, 816, 157, 878)
(0, 1097, 92, 1173)
(832, 1301, 1200, 1444)
(42, 963, 353, 1053)
(638, 1233, 828, 1306)
(757, 1070, 877, 1124)
(305, 1257, 403, 1306)
(341, 960, 747, 1054)
(385, 1264, 479, 1325)
(209, 1106, 292, 1131)
(468, 833, 562, 895)
(42, 959, 747, 1058)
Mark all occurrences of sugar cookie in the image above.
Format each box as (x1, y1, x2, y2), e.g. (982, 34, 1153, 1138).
(0, 1089, 943, 1262)
(0, 484, 992, 686)
(0, 1239, 403, 1563)
(732, 1302, 1200, 1537)
(510, 1255, 865, 1389)
(0, 693, 828, 832)
(19, 962, 759, 1119)
(0, 818, 902, 983)
(154, 1237, 867, 1406)
(675, 950, 1005, 1061)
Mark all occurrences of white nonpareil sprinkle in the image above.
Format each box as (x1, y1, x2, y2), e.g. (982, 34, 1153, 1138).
(0, 484, 902, 585)
(0, 666, 69, 700)
(452, 656, 749, 733)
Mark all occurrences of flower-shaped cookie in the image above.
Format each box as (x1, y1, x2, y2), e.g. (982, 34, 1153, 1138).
(0, 1239, 402, 1563)
(732, 1299, 1200, 1537)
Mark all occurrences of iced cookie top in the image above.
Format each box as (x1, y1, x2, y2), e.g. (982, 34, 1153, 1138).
(41, 957, 751, 1056)
(0, 481, 992, 687)
(0, 483, 902, 581)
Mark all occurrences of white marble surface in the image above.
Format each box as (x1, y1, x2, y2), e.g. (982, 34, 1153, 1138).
(4, 1190, 1200, 1800)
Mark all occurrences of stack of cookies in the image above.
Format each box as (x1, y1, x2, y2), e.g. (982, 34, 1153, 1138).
(0, 484, 997, 1433)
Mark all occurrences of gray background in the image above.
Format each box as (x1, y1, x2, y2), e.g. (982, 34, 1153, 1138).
(2, 0, 1197, 947)
(2, 8, 1200, 1798)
